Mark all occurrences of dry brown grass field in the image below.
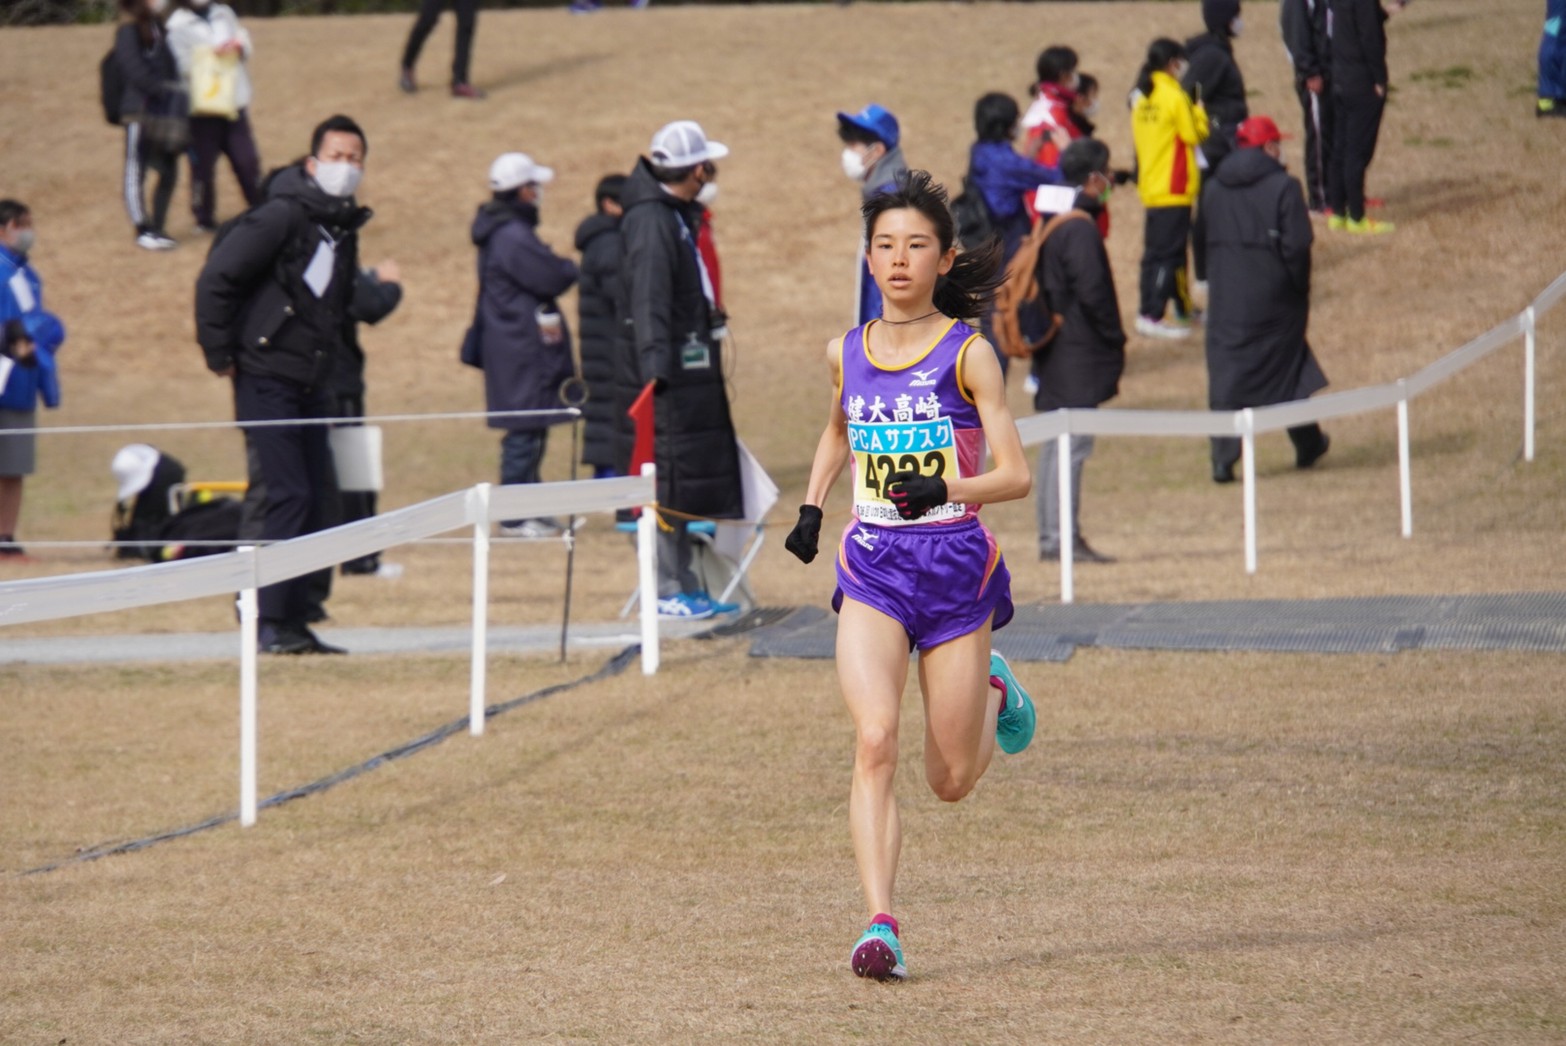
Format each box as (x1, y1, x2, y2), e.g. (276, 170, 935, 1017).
(2, 1, 1565, 1041)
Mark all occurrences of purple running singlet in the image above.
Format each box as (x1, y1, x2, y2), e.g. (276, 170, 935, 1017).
(832, 318, 1014, 649)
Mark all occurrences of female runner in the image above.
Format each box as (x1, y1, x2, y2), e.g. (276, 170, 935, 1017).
(784, 170, 1037, 982)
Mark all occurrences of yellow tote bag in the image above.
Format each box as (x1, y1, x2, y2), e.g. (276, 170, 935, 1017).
(189, 45, 240, 120)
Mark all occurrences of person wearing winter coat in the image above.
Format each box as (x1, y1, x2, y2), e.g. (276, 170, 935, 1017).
(195, 115, 374, 654)
(1281, 0, 1334, 211)
(1131, 38, 1210, 339)
(1021, 46, 1082, 169)
(1198, 116, 1329, 483)
(0, 201, 65, 560)
(1326, 0, 1407, 234)
(614, 120, 742, 620)
(471, 153, 579, 538)
(165, 0, 263, 231)
(1541, 0, 1566, 117)
(573, 174, 626, 480)
(1183, 0, 1249, 169)
(837, 104, 909, 325)
(114, 0, 185, 250)
(1030, 141, 1125, 565)
(969, 93, 1064, 262)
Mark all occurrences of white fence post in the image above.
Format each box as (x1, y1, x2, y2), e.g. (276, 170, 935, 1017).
(1524, 306, 1537, 464)
(1057, 429, 1074, 605)
(1397, 386, 1413, 538)
(638, 463, 660, 676)
(238, 546, 259, 828)
(1241, 409, 1258, 575)
(469, 483, 492, 737)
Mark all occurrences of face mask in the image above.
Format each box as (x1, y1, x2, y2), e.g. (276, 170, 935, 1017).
(696, 182, 719, 206)
(840, 147, 868, 182)
(1172, 60, 1191, 81)
(150, 0, 167, 12)
(1084, 100, 1100, 118)
(528, 183, 544, 206)
(10, 229, 35, 255)
(1230, 15, 1244, 37)
(1097, 179, 1113, 205)
(1070, 72, 1082, 91)
(312, 161, 362, 198)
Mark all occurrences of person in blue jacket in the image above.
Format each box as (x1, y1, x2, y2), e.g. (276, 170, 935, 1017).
(1541, 0, 1566, 118)
(0, 200, 65, 559)
(968, 92, 1062, 370)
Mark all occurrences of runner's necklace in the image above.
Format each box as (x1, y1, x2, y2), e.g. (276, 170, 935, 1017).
(878, 309, 942, 326)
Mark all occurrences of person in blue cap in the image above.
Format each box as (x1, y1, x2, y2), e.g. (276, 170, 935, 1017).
(837, 103, 909, 325)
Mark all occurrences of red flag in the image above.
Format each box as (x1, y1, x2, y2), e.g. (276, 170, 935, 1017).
(628, 381, 656, 478)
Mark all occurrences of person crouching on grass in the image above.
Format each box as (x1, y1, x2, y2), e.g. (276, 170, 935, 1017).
(784, 170, 1037, 982)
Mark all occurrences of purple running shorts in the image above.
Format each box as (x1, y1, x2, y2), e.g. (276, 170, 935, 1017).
(832, 516, 1014, 651)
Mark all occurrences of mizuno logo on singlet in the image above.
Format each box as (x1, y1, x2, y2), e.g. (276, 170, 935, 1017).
(908, 368, 939, 388)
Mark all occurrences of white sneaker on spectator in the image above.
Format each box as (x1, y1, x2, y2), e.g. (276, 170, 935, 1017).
(136, 231, 178, 251)
(500, 519, 564, 539)
(1135, 316, 1190, 340)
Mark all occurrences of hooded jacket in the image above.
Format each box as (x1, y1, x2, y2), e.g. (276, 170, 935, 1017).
(1280, 0, 1332, 83)
(195, 163, 370, 389)
(574, 210, 623, 468)
(612, 157, 741, 519)
(1133, 70, 1211, 208)
(1184, 0, 1249, 166)
(1328, 0, 1390, 96)
(969, 139, 1063, 260)
(471, 198, 578, 433)
(0, 243, 64, 412)
(1198, 147, 1327, 410)
(113, 19, 181, 124)
(1031, 194, 1125, 412)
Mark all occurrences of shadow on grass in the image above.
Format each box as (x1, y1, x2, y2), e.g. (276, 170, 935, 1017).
(483, 51, 611, 92)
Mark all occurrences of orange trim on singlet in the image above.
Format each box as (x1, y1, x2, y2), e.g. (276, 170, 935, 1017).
(954, 332, 984, 406)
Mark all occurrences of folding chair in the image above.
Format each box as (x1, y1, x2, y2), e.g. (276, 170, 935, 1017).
(615, 516, 767, 618)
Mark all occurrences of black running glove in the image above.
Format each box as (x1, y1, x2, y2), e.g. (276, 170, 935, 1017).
(885, 472, 947, 520)
(785, 505, 824, 564)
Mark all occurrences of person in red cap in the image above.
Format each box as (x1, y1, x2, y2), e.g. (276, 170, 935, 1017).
(1196, 114, 1330, 483)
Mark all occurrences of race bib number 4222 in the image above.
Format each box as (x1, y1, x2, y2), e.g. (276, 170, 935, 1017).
(849, 417, 962, 523)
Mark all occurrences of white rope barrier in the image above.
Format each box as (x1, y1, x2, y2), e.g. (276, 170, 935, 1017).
(0, 407, 579, 438)
(1018, 275, 1562, 596)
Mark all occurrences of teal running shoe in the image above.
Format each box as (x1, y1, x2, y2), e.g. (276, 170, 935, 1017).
(991, 651, 1036, 755)
(850, 918, 907, 981)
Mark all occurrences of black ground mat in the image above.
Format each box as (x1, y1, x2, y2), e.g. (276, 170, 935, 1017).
(745, 593, 1566, 662)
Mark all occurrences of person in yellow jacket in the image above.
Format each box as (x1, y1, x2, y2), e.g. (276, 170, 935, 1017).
(1131, 38, 1210, 339)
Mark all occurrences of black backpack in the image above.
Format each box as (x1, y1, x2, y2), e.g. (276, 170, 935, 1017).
(951, 174, 997, 252)
(99, 46, 125, 126)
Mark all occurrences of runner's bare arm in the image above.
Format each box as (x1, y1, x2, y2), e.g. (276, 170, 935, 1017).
(945, 336, 1032, 505)
(803, 338, 851, 509)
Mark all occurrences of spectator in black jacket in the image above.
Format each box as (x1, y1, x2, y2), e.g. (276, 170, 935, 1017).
(574, 174, 626, 481)
(1183, 0, 1248, 285)
(1326, 0, 1407, 234)
(1032, 139, 1126, 565)
(1199, 116, 1329, 483)
(1281, 0, 1333, 212)
(615, 121, 743, 620)
(195, 114, 373, 655)
(473, 152, 579, 539)
(115, 0, 185, 250)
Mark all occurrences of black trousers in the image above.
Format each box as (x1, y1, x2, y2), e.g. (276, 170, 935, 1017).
(234, 372, 336, 625)
(1294, 80, 1335, 212)
(1327, 91, 1384, 222)
(401, 0, 479, 85)
(1139, 205, 1193, 320)
(1211, 423, 1328, 470)
(123, 121, 179, 236)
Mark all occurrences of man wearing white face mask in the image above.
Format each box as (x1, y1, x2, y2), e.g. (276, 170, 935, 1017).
(195, 115, 375, 654)
(835, 104, 908, 325)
